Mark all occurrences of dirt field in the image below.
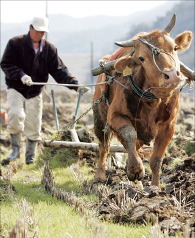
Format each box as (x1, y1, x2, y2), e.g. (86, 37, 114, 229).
(0, 89, 195, 237)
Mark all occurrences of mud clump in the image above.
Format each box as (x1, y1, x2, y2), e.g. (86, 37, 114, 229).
(163, 157, 195, 208)
(93, 155, 195, 237)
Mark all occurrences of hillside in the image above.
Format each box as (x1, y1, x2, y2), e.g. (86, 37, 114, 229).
(126, 1, 195, 69)
(0, 1, 180, 54)
(0, 1, 194, 96)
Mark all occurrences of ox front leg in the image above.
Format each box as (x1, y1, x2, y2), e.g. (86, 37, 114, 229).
(118, 125, 145, 181)
(150, 125, 175, 187)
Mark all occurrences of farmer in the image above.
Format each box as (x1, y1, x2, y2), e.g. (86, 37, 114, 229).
(1, 16, 86, 165)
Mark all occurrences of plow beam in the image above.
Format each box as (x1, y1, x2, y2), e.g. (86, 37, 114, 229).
(44, 140, 127, 153)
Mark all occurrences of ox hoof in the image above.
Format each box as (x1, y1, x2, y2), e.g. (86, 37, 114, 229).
(94, 177, 106, 184)
(144, 185, 159, 197)
(126, 166, 145, 181)
(95, 170, 107, 183)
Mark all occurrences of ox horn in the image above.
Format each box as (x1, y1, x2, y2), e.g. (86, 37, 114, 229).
(163, 13, 176, 33)
(180, 62, 195, 82)
(115, 40, 135, 48)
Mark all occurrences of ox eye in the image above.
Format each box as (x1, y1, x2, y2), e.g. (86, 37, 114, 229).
(138, 56, 144, 62)
(174, 45, 178, 51)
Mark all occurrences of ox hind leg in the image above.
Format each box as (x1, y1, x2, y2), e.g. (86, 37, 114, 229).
(95, 131, 111, 182)
(93, 104, 111, 182)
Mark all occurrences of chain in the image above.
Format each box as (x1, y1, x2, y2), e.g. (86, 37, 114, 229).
(47, 74, 121, 143)
(71, 93, 106, 128)
(48, 93, 105, 142)
(103, 122, 110, 149)
(66, 107, 92, 130)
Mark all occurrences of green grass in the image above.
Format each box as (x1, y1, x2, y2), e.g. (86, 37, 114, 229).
(1, 199, 151, 238)
(184, 141, 195, 156)
(0, 147, 152, 238)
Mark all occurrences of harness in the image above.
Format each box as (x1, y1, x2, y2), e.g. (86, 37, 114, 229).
(138, 38, 189, 94)
(105, 74, 157, 100)
(105, 38, 185, 100)
(138, 38, 177, 73)
(128, 75, 157, 100)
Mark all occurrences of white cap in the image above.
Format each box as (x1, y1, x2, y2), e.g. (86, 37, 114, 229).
(31, 16, 49, 33)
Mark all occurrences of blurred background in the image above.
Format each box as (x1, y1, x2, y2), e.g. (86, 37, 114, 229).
(1, 1, 194, 97)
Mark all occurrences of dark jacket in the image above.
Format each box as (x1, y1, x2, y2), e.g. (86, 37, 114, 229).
(1, 32, 78, 98)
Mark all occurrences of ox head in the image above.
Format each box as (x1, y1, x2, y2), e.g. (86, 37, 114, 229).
(114, 14, 193, 98)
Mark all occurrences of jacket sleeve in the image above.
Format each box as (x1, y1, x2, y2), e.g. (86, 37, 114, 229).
(0, 39, 25, 80)
(48, 47, 78, 91)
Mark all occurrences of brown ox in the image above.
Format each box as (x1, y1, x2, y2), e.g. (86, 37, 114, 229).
(93, 14, 193, 187)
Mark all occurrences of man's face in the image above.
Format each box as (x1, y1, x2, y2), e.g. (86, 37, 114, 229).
(30, 26, 45, 42)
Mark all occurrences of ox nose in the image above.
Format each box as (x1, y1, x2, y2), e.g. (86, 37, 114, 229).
(163, 69, 183, 86)
(163, 69, 182, 81)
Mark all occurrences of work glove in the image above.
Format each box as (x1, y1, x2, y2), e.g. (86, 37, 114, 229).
(77, 86, 90, 94)
(21, 75, 33, 86)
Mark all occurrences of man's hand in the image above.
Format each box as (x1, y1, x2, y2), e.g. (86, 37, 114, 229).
(77, 86, 90, 94)
(21, 75, 33, 86)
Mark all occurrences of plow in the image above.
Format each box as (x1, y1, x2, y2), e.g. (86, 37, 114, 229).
(43, 82, 127, 153)
(29, 61, 128, 153)
(31, 80, 128, 153)
(32, 79, 128, 153)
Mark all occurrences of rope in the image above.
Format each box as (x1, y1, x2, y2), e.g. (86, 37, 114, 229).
(139, 37, 177, 74)
(31, 81, 108, 87)
(128, 76, 157, 100)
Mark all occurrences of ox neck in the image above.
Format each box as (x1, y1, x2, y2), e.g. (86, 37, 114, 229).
(128, 76, 157, 100)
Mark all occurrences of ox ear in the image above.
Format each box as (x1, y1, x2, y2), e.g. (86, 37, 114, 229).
(114, 56, 140, 76)
(174, 31, 193, 51)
